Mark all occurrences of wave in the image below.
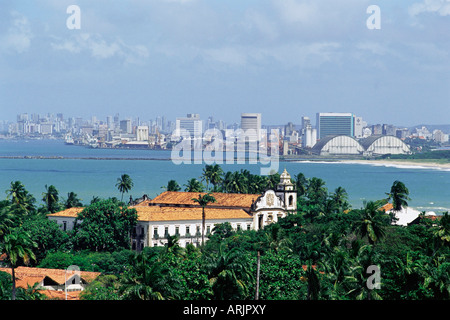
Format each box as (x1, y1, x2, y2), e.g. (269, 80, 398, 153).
(311, 160, 450, 172)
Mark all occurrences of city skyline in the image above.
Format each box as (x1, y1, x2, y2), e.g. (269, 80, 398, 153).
(1, 1, 449, 126)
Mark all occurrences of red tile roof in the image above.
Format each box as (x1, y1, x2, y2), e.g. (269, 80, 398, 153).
(149, 191, 259, 209)
(0, 266, 100, 300)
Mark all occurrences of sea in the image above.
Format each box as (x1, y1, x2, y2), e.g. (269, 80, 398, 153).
(0, 139, 449, 214)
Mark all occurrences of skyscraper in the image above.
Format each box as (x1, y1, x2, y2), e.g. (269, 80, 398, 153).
(175, 114, 203, 138)
(316, 113, 354, 139)
(240, 113, 261, 142)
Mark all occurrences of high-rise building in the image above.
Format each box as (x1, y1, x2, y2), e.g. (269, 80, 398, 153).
(120, 119, 132, 134)
(316, 113, 355, 139)
(175, 114, 203, 138)
(301, 116, 317, 148)
(240, 113, 261, 142)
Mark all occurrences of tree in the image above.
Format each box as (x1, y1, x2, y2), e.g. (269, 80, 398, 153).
(184, 178, 205, 193)
(71, 199, 138, 252)
(192, 192, 216, 246)
(205, 243, 253, 300)
(202, 164, 224, 191)
(0, 205, 14, 241)
(120, 252, 180, 300)
(116, 174, 134, 202)
(164, 180, 181, 192)
(0, 230, 37, 300)
(433, 212, 450, 249)
(5, 181, 36, 216)
(387, 180, 410, 212)
(18, 215, 70, 263)
(16, 282, 46, 300)
(64, 191, 83, 209)
(353, 201, 387, 245)
(294, 172, 309, 197)
(330, 187, 350, 213)
(42, 185, 60, 213)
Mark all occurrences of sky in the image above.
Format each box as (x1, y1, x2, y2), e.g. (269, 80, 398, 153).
(0, 0, 449, 127)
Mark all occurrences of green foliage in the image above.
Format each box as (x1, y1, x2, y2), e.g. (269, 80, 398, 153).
(115, 174, 133, 202)
(1, 167, 448, 301)
(71, 199, 138, 252)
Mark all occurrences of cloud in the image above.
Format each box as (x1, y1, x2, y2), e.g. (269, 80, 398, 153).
(0, 11, 33, 54)
(409, 0, 450, 16)
(51, 33, 149, 64)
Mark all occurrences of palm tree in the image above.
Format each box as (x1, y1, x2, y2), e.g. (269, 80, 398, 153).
(0, 230, 37, 300)
(16, 282, 46, 300)
(345, 245, 382, 300)
(184, 178, 205, 193)
(116, 174, 134, 202)
(164, 180, 181, 192)
(330, 186, 349, 213)
(306, 177, 328, 207)
(120, 252, 179, 300)
(0, 205, 14, 241)
(433, 212, 450, 246)
(387, 180, 410, 211)
(6, 181, 35, 214)
(192, 192, 216, 246)
(353, 201, 386, 245)
(42, 185, 60, 213)
(64, 191, 83, 209)
(202, 164, 224, 191)
(6, 181, 27, 206)
(294, 172, 309, 197)
(205, 243, 253, 300)
(300, 259, 321, 300)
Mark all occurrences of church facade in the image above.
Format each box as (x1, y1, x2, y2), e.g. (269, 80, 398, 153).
(48, 169, 297, 250)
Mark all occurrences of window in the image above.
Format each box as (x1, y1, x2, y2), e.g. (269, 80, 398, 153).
(153, 227, 159, 239)
(289, 195, 293, 206)
(186, 226, 191, 237)
(237, 224, 241, 231)
(175, 226, 180, 236)
(164, 226, 169, 238)
(206, 225, 211, 235)
(247, 224, 251, 231)
(62, 221, 67, 231)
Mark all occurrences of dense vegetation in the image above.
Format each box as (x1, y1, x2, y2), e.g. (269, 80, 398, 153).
(0, 165, 449, 300)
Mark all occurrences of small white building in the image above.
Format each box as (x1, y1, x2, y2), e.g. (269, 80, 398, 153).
(48, 170, 297, 250)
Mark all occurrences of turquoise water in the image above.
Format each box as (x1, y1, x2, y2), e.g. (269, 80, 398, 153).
(0, 139, 449, 212)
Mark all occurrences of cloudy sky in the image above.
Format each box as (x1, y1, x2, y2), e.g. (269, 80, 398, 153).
(0, 0, 449, 127)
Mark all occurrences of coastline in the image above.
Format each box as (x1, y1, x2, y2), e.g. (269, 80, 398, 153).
(336, 159, 450, 170)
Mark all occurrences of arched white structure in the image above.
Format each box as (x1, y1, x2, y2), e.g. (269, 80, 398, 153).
(312, 135, 364, 155)
(360, 135, 410, 155)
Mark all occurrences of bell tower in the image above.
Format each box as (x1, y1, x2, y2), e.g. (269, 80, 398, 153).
(275, 169, 297, 212)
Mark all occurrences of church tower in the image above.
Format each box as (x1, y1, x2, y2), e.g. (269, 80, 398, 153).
(275, 169, 297, 212)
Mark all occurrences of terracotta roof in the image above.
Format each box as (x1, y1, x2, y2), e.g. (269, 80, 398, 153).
(47, 207, 84, 218)
(0, 266, 100, 286)
(149, 191, 259, 208)
(379, 203, 393, 212)
(0, 267, 100, 300)
(48, 204, 252, 222)
(134, 205, 252, 222)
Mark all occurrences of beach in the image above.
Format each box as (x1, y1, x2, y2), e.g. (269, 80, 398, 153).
(338, 159, 450, 171)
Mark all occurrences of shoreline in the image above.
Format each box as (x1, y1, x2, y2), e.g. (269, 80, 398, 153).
(336, 159, 450, 170)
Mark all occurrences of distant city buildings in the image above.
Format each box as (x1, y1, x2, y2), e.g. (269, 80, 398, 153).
(1, 110, 448, 155)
